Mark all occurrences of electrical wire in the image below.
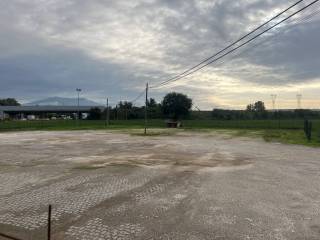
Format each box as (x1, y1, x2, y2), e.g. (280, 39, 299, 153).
(129, 88, 146, 105)
(150, 0, 319, 89)
(149, 0, 305, 88)
(166, 7, 320, 89)
(205, 5, 320, 77)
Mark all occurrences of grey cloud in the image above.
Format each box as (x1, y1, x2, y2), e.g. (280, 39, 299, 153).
(0, 0, 319, 107)
(0, 28, 145, 103)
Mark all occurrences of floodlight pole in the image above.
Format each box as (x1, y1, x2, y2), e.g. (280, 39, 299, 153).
(144, 83, 148, 135)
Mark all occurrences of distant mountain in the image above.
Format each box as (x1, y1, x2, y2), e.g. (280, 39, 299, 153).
(25, 97, 101, 106)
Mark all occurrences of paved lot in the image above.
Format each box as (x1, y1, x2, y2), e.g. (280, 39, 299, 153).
(0, 130, 320, 240)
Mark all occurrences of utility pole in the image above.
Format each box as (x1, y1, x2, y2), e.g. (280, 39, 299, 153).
(105, 98, 109, 127)
(144, 83, 148, 135)
(76, 88, 82, 126)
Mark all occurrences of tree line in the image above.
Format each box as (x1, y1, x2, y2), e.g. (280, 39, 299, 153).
(88, 92, 192, 120)
(1, 96, 319, 121)
(212, 101, 320, 120)
(0, 98, 20, 106)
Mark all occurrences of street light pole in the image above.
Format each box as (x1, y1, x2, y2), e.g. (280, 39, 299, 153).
(76, 88, 82, 125)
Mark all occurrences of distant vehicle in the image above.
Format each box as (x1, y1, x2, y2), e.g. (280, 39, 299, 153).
(27, 115, 36, 120)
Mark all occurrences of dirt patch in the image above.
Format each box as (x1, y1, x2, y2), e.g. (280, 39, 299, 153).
(64, 148, 252, 170)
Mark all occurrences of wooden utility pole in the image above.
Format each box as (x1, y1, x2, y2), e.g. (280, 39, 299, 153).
(105, 98, 109, 127)
(144, 83, 148, 135)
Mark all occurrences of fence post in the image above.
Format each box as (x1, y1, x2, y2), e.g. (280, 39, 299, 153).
(47, 205, 52, 240)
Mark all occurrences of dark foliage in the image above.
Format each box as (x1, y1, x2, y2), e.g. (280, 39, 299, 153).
(161, 92, 192, 120)
(0, 98, 20, 106)
(87, 107, 102, 120)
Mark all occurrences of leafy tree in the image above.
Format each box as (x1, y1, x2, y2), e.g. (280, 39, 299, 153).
(246, 101, 267, 119)
(161, 92, 192, 120)
(254, 101, 266, 112)
(117, 101, 133, 110)
(0, 98, 20, 106)
(147, 98, 162, 119)
(246, 104, 254, 112)
(246, 101, 266, 112)
(87, 107, 102, 120)
(116, 101, 133, 120)
(147, 98, 157, 108)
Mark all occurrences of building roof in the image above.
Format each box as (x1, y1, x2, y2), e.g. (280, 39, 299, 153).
(0, 105, 104, 113)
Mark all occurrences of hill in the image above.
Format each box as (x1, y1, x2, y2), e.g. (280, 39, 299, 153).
(25, 97, 100, 106)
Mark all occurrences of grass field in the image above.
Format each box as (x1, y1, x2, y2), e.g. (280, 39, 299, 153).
(0, 119, 320, 146)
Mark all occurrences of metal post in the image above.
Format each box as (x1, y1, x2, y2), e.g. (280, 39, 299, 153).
(144, 83, 148, 135)
(47, 204, 52, 240)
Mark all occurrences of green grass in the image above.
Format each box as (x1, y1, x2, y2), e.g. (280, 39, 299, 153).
(225, 129, 320, 147)
(262, 129, 320, 147)
(1, 119, 320, 147)
(0, 119, 164, 131)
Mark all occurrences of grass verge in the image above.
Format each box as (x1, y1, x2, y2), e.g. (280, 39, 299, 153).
(1, 119, 319, 147)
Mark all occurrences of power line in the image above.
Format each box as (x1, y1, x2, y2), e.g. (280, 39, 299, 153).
(129, 88, 146, 105)
(150, 0, 305, 89)
(198, 5, 320, 79)
(151, 0, 319, 89)
(153, 0, 319, 88)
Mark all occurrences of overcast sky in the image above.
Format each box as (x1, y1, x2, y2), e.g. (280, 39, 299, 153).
(1, 0, 320, 109)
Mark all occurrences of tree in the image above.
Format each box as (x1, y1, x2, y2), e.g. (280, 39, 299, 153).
(147, 98, 162, 119)
(246, 104, 254, 112)
(161, 92, 192, 120)
(147, 98, 157, 108)
(246, 101, 266, 112)
(87, 107, 102, 120)
(0, 98, 20, 106)
(246, 101, 267, 119)
(117, 101, 133, 110)
(254, 101, 266, 112)
(116, 101, 133, 120)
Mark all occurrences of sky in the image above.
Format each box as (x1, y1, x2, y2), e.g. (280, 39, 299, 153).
(0, 0, 320, 109)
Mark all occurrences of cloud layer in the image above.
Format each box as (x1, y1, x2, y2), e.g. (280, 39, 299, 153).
(1, 0, 320, 109)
